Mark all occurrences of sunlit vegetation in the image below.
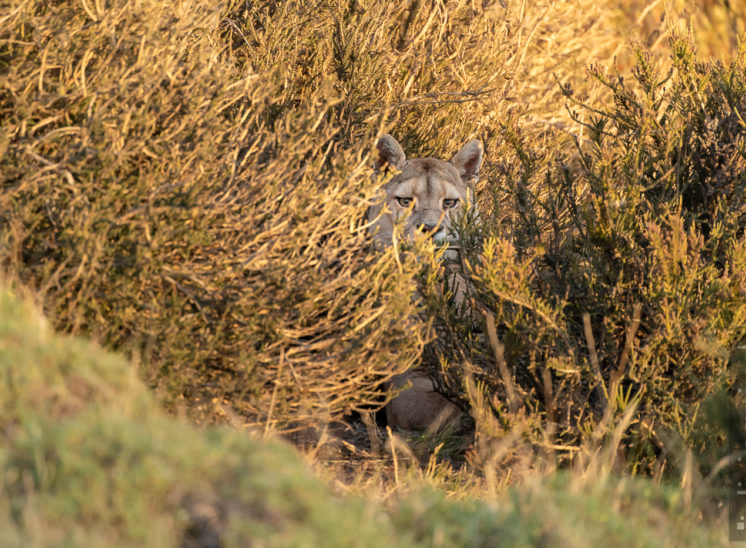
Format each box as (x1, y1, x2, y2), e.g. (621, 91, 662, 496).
(1, 0, 744, 545)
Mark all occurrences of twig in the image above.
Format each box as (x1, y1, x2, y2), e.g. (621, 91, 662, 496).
(484, 309, 520, 413)
(391, 87, 496, 109)
(583, 312, 608, 409)
(361, 412, 381, 457)
(609, 302, 642, 405)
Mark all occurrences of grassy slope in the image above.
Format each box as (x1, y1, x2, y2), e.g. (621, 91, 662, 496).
(0, 287, 398, 547)
(0, 287, 725, 546)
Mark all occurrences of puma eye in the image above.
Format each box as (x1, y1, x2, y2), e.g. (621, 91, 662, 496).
(396, 197, 413, 207)
(443, 198, 459, 209)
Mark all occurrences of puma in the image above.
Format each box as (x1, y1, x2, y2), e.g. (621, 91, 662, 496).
(369, 134, 483, 431)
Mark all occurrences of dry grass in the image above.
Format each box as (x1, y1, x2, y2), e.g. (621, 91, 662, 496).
(615, 0, 746, 62)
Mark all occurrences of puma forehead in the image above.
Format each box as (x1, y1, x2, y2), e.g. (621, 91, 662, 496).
(389, 158, 464, 188)
(386, 159, 465, 200)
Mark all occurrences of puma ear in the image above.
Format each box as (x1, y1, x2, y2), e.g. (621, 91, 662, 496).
(374, 134, 406, 172)
(451, 139, 483, 183)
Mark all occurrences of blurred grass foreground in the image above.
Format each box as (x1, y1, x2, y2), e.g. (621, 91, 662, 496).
(1, 0, 745, 545)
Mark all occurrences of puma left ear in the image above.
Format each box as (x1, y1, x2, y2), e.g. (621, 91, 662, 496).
(450, 139, 483, 183)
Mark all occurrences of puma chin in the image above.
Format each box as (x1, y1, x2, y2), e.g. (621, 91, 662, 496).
(368, 134, 483, 247)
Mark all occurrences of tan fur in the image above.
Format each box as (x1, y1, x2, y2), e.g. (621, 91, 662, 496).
(369, 135, 483, 431)
(385, 371, 462, 431)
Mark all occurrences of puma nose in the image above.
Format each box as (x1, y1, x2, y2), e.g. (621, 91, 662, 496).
(417, 222, 439, 233)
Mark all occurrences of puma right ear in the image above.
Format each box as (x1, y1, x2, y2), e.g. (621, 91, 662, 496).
(374, 134, 406, 172)
(451, 139, 483, 183)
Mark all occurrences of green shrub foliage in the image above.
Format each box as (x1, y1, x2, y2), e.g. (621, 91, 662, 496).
(423, 36, 746, 472)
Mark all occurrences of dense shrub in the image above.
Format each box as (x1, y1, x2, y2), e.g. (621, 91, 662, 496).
(0, 0, 428, 430)
(0, 0, 627, 432)
(1, 0, 743, 483)
(424, 36, 746, 473)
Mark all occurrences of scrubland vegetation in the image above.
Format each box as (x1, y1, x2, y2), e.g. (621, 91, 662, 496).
(1, 0, 745, 545)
